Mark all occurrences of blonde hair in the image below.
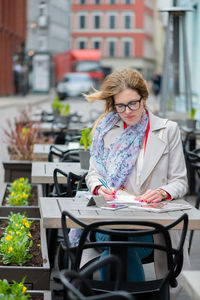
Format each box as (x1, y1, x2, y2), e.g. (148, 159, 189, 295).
(84, 68, 149, 133)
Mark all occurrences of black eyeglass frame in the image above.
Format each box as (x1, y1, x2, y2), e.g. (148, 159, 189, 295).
(114, 96, 143, 113)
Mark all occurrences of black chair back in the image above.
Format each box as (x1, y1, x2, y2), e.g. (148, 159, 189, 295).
(60, 210, 188, 299)
(59, 255, 134, 300)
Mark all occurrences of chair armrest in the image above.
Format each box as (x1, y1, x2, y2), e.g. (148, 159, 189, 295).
(53, 168, 68, 196)
(165, 213, 188, 279)
(48, 150, 63, 162)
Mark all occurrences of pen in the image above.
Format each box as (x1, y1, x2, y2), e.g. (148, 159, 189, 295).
(98, 178, 112, 191)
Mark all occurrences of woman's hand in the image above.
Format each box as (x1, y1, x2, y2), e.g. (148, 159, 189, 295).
(135, 189, 163, 203)
(98, 186, 116, 201)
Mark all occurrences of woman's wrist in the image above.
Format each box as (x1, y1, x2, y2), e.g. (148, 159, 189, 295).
(156, 188, 171, 200)
(93, 185, 102, 195)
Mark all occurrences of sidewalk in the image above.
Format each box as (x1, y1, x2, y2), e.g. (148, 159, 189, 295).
(0, 92, 55, 109)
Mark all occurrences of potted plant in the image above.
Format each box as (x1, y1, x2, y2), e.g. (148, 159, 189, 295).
(0, 277, 52, 299)
(186, 107, 197, 130)
(0, 212, 50, 290)
(57, 104, 70, 126)
(3, 111, 52, 182)
(0, 177, 42, 218)
(52, 96, 61, 120)
(79, 127, 92, 170)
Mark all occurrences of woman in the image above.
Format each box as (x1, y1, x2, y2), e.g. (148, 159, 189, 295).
(84, 68, 190, 293)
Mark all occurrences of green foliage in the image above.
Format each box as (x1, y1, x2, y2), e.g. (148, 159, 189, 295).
(0, 277, 30, 299)
(190, 107, 196, 120)
(6, 178, 32, 206)
(80, 128, 92, 151)
(59, 104, 70, 116)
(0, 213, 33, 266)
(52, 97, 61, 110)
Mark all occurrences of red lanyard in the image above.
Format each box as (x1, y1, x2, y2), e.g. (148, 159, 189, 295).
(144, 112, 150, 155)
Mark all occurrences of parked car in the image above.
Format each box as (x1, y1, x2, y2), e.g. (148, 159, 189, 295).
(56, 72, 94, 100)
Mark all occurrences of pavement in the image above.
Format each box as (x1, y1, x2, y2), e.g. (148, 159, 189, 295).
(0, 92, 54, 109)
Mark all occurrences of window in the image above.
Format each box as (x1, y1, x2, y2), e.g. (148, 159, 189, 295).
(38, 36, 47, 51)
(94, 0, 101, 4)
(108, 41, 116, 57)
(109, 0, 116, 4)
(123, 0, 132, 4)
(94, 15, 101, 29)
(94, 41, 100, 49)
(39, 2, 47, 15)
(79, 15, 86, 28)
(109, 15, 116, 29)
(123, 41, 131, 57)
(79, 0, 86, 4)
(79, 40, 86, 49)
(124, 15, 131, 29)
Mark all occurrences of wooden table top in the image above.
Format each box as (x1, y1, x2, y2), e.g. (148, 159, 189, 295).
(31, 162, 87, 184)
(33, 142, 80, 159)
(36, 122, 84, 133)
(182, 271, 200, 300)
(39, 197, 200, 230)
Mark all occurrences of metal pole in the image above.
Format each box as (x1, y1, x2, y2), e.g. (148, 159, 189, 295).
(181, 13, 192, 111)
(173, 15, 180, 95)
(160, 14, 172, 116)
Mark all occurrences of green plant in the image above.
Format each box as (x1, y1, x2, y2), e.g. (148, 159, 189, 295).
(80, 128, 92, 151)
(59, 104, 70, 116)
(0, 277, 30, 299)
(189, 107, 196, 120)
(0, 213, 33, 265)
(7, 177, 31, 194)
(52, 96, 61, 110)
(6, 178, 32, 207)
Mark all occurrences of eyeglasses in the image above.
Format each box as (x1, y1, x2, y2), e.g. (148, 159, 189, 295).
(114, 97, 142, 113)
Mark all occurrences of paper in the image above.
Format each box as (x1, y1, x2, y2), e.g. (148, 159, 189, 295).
(129, 202, 192, 213)
(110, 189, 141, 205)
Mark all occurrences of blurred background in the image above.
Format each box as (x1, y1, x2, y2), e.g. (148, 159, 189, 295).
(0, 0, 200, 120)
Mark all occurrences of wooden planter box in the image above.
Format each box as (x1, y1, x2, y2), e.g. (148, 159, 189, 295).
(0, 183, 42, 218)
(3, 156, 32, 182)
(28, 290, 52, 299)
(0, 219, 50, 290)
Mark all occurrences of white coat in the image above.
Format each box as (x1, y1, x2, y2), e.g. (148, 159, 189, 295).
(86, 109, 190, 297)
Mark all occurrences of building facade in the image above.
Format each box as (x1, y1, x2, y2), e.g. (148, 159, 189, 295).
(26, 0, 71, 91)
(70, 0, 156, 79)
(0, 0, 27, 96)
(26, 0, 71, 55)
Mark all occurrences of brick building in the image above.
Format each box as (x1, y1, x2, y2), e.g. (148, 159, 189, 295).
(0, 0, 27, 96)
(71, 0, 156, 79)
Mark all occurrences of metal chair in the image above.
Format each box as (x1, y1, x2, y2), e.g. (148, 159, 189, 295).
(48, 145, 82, 162)
(59, 255, 134, 300)
(58, 210, 188, 300)
(185, 148, 200, 252)
(53, 169, 88, 197)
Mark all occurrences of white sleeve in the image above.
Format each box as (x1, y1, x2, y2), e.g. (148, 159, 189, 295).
(85, 157, 103, 193)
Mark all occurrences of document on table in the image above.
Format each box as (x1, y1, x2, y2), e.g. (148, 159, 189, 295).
(110, 190, 192, 213)
(129, 202, 192, 213)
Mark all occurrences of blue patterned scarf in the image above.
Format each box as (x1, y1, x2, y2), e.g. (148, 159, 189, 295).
(90, 110, 148, 189)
